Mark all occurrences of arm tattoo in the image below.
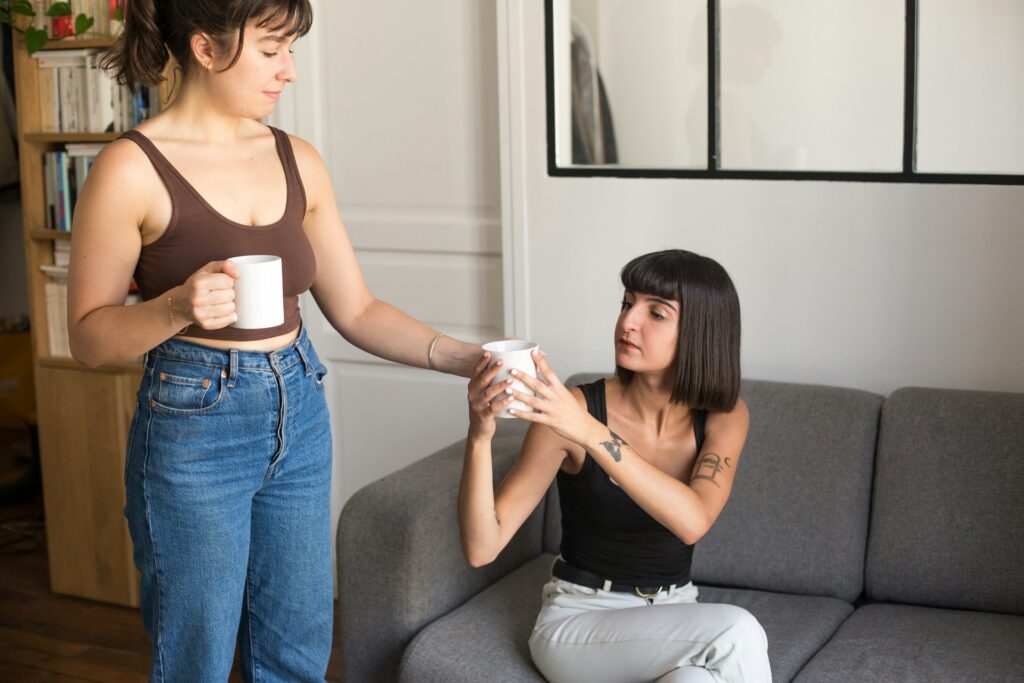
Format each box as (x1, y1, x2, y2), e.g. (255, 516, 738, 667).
(600, 430, 628, 463)
(691, 452, 733, 487)
(495, 509, 501, 526)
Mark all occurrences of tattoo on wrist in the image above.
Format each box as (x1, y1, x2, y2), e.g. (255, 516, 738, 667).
(600, 430, 628, 463)
(691, 452, 733, 487)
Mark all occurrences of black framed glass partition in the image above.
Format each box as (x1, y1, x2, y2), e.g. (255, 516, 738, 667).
(546, 0, 1024, 184)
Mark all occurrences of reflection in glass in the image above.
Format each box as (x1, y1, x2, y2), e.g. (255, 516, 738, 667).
(719, 0, 904, 172)
(555, 0, 707, 168)
(917, 0, 1024, 175)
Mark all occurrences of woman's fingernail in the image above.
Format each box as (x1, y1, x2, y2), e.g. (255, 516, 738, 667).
(505, 388, 513, 395)
(509, 408, 516, 415)
(510, 369, 517, 376)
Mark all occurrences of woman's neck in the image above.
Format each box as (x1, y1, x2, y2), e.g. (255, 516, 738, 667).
(149, 81, 252, 144)
(615, 373, 690, 437)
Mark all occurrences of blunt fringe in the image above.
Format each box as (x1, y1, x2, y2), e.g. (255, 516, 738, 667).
(616, 249, 742, 412)
(101, 0, 313, 91)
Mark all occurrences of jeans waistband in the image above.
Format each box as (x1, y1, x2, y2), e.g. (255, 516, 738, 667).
(144, 326, 318, 384)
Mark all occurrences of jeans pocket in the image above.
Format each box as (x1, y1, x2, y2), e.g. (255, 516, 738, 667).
(151, 359, 227, 415)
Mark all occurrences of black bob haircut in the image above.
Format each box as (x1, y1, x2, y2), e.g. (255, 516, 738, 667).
(616, 249, 741, 412)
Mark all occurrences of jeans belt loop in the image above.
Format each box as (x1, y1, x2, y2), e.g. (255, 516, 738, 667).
(294, 337, 314, 377)
(227, 349, 238, 388)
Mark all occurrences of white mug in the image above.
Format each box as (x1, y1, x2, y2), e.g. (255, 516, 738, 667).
(228, 255, 284, 329)
(482, 339, 539, 418)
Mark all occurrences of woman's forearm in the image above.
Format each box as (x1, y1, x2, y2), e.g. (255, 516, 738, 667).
(339, 298, 479, 377)
(457, 436, 502, 567)
(69, 287, 187, 368)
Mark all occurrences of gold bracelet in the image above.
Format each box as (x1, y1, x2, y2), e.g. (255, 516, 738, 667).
(427, 332, 445, 371)
(167, 295, 189, 335)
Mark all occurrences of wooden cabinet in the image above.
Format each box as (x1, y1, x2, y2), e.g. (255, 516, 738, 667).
(11, 36, 177, 607)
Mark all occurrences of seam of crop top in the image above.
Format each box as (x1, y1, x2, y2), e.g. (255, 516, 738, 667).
(123, 126, 293, 233)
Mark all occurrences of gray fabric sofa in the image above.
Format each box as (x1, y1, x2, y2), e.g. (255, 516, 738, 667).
(338, 377, 1024, 682)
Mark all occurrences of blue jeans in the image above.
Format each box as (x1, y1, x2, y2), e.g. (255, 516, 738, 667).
(124, 327, 333, 682)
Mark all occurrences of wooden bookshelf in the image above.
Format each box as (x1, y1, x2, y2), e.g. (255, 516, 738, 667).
(11, 32, 177, 607)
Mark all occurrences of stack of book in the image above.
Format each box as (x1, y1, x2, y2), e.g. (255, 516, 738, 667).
(39, 240, 71, 279)
(44, 280, 70, 357)
(44, 141, 105, 231)
(39, 243, 139, 357)
(33, 48, 150, 135)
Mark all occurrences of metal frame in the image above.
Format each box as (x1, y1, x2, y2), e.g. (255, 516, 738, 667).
(545, 0, 1024, 185)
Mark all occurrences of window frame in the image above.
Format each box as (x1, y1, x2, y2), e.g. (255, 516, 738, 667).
(545, 0, 1024, 185)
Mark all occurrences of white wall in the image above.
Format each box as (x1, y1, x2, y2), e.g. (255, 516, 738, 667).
(500, 1, 1024, 397)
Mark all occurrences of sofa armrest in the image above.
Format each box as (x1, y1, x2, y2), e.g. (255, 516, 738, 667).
(338, 419, 542, 683)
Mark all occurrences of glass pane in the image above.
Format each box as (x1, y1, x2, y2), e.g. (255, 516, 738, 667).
(554, 0, 708, 168)
(917, 0, 1024, 175)
(719, 0, 904, 172)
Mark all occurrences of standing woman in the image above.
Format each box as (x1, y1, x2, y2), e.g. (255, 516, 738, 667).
(460, 250, 771, 682)
(67, 1, 478, 680)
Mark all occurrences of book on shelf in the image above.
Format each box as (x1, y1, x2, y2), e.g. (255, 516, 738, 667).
(53, 240, 71, 266)
(44, 280, 71, 358)
(32, 48, 147, 134)
(44, 142, 106, 231)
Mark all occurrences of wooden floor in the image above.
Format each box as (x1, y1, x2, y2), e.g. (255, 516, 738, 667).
(0, 496, 344, 682)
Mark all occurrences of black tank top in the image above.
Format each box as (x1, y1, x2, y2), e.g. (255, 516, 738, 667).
(556, 379, 707, 585)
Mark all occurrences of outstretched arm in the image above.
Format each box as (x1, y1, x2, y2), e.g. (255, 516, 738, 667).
(291, 135, 479, 377)
(458, 352, 576, 566)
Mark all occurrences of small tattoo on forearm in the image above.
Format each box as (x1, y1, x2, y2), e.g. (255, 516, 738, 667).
(691, 452, 732, 487)
(495, 510, 501, 526)
(600, 431, 628, 463)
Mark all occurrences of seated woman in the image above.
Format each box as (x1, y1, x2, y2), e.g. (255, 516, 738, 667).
(458, 249, 771, 683)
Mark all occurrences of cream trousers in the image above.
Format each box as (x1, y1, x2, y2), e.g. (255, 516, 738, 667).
(528, 578, 772, 683)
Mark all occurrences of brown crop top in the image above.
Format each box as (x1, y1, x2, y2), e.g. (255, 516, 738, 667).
(122, 126, 317, 341)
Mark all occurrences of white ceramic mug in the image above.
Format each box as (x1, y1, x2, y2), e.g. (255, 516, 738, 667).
(482, 339, 539, 418)
(228, 255, 284, 329)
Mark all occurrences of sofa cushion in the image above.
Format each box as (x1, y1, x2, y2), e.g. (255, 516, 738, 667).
(399, 554, 552, 682)
(865, 387, 1024, 614)
(697, 586, 853, 683)
(792, 603, 1024, 682)
(399, 552, 854, 683)
(692, 379, 883, 602)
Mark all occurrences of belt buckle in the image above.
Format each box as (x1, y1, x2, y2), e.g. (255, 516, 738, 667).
(634, 585, 663, 599)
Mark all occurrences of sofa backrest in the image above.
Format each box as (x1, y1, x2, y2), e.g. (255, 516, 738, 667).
(691, 379, 882, 602)
(547, 375, 883, 603)
(865, 387, 1024, 615)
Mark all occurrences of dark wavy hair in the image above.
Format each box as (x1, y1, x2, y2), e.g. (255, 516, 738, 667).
(101, 0, 313, 91)
(616, 249, 742, 412)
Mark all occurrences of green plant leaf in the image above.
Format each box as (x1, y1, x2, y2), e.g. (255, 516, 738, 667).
(113, 6, 123, 22)
(12, 0, 35, 16)
(25, 26, 48, 55)
(0, 10, 12, 24)
(74, 13, 93, 35)
(46, 2, 72, 17)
